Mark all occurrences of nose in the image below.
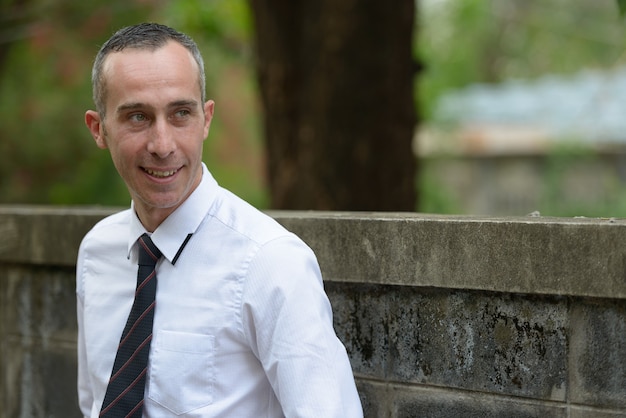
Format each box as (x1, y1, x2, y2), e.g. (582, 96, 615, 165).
(147, 119, 176, 158)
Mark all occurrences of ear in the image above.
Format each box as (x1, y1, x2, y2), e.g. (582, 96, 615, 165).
(85, 110, 108, 149)
(203, 100, 215, 139)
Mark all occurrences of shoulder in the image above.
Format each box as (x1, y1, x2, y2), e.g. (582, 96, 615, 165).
(208, 187, 318, 273)
(76, 209, 131, 295)
(79, 209, 131, 255)
(211, 187, 294, 246)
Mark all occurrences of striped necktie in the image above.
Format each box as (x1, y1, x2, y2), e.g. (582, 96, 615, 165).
(100, 233, 162, 417)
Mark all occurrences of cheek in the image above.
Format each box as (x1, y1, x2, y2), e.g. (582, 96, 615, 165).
(106, 138, 137, 170)
(107, 147, 126, 174)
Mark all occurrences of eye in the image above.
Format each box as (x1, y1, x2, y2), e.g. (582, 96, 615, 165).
(129, 113, 148, 122)
(174, 109, 191, 118)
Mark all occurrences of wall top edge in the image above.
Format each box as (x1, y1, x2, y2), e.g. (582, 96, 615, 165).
(1, 205, 624, 299)
(0, 205, 623, 226)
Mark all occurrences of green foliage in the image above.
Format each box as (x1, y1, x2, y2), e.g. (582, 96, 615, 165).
(163, 0, 252, 47)
(417, 163, 460, 214)
(539, 144, 626, 218)
(417, 1, 494, 120)
(417, 0, 626, 120)
(618, 0, 626, 17)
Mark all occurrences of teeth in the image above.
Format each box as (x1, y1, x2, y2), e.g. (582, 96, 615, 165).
(145, 168, 177, 178)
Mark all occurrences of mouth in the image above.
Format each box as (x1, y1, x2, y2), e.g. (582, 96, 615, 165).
(143, 167, 179, 178)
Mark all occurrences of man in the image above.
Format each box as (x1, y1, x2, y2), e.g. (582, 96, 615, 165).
(77, 23, 362, 417)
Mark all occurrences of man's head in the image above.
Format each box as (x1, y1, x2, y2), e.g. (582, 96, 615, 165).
(85, 23, 214, 231)
(91, 23, 206, 118)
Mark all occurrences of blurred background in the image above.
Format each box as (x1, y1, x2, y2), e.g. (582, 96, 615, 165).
(1, 0, 626, 216)
(418, 0, 626, 217)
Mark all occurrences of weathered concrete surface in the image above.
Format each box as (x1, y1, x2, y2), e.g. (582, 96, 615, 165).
(390, 384, 567, 418)
(1, 207, 626, 417)
(0, 205, 118, 266)
(328, 282, 626, 416)
(570, 299, 626, 409)
(1, 265, 78, 418)
(2, 207, 626, 300)
(274, 211, 626, 299)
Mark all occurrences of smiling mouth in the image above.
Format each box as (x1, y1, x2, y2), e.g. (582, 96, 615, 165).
(144, 168, 179, 178)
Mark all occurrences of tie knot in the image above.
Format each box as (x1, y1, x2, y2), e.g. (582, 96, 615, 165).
(138, 233, 162, 266)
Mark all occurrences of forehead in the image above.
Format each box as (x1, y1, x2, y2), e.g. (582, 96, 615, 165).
(101, 41, 201, 103)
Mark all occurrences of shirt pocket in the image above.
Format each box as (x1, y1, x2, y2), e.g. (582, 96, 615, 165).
(148, 330, 215, 415)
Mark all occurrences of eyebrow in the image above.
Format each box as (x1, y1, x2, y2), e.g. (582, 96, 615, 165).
(116, 99, 200, 114)
(169, 99, 199, 109)
(116, 102, 147, 114)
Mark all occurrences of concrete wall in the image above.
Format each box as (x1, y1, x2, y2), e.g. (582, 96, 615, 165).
(1, 206, 625, 417)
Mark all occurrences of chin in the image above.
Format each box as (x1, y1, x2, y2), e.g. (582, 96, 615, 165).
(151, 198, 185, 210)
(135, 192, 185, 210)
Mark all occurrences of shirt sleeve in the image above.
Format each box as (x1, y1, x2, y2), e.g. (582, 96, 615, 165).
(242, 235, 363, 418)
(76, 239, 94, 418)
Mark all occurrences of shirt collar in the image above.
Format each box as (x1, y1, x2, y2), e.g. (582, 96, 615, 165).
(127, 163, 218, 263)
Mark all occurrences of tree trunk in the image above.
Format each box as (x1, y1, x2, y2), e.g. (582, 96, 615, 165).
(249, 0, 417, 211)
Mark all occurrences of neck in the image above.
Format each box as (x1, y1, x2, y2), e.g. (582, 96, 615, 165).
(135, 206, 175, 232)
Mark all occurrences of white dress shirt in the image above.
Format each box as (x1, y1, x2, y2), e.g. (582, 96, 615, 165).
(76, 164, 363, 418)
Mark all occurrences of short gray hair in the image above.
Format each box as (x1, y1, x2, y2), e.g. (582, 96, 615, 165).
(91, 23, 206, 117)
